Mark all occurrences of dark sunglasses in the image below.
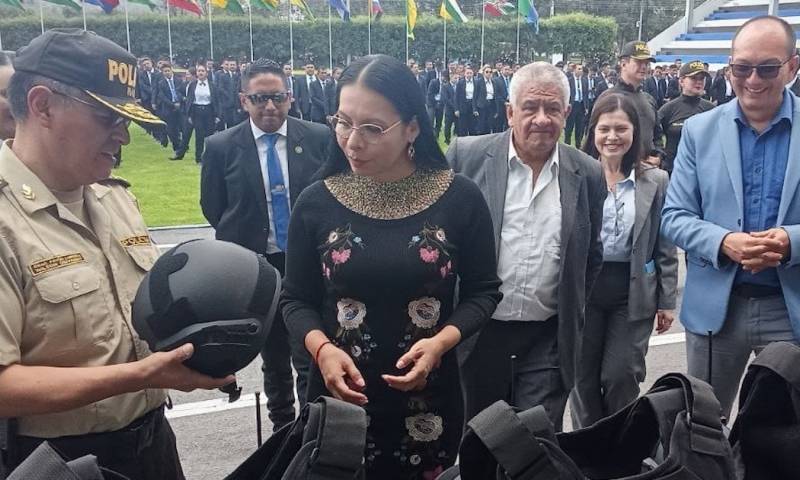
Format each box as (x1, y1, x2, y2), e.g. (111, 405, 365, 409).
(245, 92, 289, 105)
(728, 57, 793, 79)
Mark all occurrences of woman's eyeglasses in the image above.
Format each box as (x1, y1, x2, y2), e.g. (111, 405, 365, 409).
(328, 115, 403, 145)
(728, 57, 793, 79)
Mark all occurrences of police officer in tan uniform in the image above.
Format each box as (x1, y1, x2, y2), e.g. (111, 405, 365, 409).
(0, 29, 233, 479)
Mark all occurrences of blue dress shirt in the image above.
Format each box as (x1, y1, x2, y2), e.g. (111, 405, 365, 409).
(601, 171, 636, 262)
(734, 89, 793, 287)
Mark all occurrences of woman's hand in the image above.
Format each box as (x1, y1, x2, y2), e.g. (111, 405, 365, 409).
(655, 309, 675, 334)
(383, 337, 446, 392)
(316, 343, 368, 405)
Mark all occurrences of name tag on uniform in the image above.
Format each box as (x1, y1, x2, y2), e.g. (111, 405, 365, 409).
(29, 253, 86, 276)
(644, 260, 656, 274)
(120, 235, 153, 248)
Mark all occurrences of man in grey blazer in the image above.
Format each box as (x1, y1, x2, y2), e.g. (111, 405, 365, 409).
(447, 61, 605, 430)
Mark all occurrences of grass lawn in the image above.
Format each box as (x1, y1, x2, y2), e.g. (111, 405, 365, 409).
(116, 125, 205, 227)
(118, 122, 536, 227)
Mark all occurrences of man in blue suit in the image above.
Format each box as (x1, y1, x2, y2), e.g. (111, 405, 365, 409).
(662, 15, 800, 418)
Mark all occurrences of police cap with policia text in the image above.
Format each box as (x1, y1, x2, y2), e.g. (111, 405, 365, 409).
(619, 41, 656, 62)
(13, 29, 164, 125)
(680, 60, 710, 79)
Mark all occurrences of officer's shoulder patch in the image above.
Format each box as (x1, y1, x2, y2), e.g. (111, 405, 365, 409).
(98, 175, 132, 188)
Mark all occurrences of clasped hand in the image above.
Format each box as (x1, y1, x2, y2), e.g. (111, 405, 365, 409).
(722, 229, 790, 274)
(316, 337, 445, 406)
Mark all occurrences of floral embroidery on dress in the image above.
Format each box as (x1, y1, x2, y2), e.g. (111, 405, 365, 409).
(320, 224, 364, 280)
(390, 396, 450, 476)
(405, 413, 444, 442)
(408, 297, 441, 330)
(409, 223, 453, 279)
(334, 298, 375, 362)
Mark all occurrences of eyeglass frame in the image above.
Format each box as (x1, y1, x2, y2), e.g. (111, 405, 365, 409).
(50, 90, 131, 129)
(327, 114, 404, 145)
(728, 56, 796, 79)
(244, 92, 291, 106)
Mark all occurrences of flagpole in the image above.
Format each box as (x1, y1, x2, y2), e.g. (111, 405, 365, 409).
(405, 0, 408, 64)
(0, 31, 3, 51)
(288, 1, 294, 69)
(479, 0, 485, 67)
(327, 2, 333, 70)
(81, 0, 87, 31)
(367, 0, 371, 55)
(124, 0, 132, 51)
(443, 18, 446, 68)
(208, 0, 214, 61)
(248, 1, 254, 61)
(166, 1, 174, 62)
(39, 0, 45, 33)
(515, 5, 521, 65)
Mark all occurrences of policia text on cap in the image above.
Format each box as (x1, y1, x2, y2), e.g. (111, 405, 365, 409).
(0, 29, 233, 479)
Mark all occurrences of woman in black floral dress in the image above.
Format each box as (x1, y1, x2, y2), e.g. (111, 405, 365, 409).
(281, 55, 502, 479)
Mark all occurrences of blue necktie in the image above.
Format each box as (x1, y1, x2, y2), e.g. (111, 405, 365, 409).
(168, 79, 177, 102)
(263, 134, 290, 251)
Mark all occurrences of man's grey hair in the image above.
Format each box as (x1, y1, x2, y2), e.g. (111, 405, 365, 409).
(7, 73, 83, 121)
(509, 62, 570, 108)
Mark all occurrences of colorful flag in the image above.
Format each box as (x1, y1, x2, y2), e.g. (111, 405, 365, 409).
(211, 0, 243, 13)
(251, 0, 277, 10)
(483, 0, 513, 17)
(129, 0, 158, 10)
(406, 0, 416, 39)
(168, 0, 202, 15)
(328, 0, 349, 21)
(371, 0, 382, 20)
(517, 0, 538, 33)
(0, 0, 25, 10)
(291, 0, 314, 19)
(85, 0, 119, 13)
(439, 0, 466, 22)
(42, 0, 81, 11)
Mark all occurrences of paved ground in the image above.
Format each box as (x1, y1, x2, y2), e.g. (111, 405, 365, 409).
(149, 226, 708, 479)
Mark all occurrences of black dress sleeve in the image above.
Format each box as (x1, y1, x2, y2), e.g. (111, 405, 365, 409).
(444, 176, 503, 340)
(280, 184, 327, 346)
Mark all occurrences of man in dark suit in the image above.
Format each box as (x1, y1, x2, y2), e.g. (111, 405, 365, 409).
(294, 63, 326, 123)
(666, 64, 681, 100)
(711, 66, 736, 104)
(423, 59, 438, 90)
(702, 62, 713, 100)
(324, 66, 342, 116)
(595, 63, 611, 97)
(153, 63, 186, 160)
(565, 64, 590, 146)
(282, 63, 301, 118)
(217, 58, 242, 130)
(493, 64, 512, 132)
(455, 66, 479, 136)
(135, 56, 159, 113)
(184, 64, 221, 162)
(448, 61, 605, 430)
(200, 59, 328, 431)
(441, 72, 457, 144)
(474, 64, 500, 135)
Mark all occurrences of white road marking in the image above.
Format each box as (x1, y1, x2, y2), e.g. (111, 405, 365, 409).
(167, 332, 687, 419)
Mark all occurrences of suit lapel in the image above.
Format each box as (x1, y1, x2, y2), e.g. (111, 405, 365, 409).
(238, 124, 269, 215)
(719, 102, 744, 219)
(487, 132, 510, 247)
(633, 171, 657, 246)
(558, 145, 581, 267)
(778, 95, 800, 223)
(286, 117, 308, 208)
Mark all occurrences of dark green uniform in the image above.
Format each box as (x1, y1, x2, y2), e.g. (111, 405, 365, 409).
(657, 94, 715, 173)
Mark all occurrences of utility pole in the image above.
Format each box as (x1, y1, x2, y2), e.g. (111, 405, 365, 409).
(637, 0, 645, 40)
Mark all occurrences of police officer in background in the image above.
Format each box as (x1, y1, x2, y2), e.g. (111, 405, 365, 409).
(657, 60, 715, 175)
(0, 29, 232, 479)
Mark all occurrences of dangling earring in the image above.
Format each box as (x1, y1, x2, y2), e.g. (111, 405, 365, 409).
(408, 143, 416, 162)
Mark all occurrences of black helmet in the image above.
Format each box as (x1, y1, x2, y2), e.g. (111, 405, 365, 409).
(132, 239, 280, 378)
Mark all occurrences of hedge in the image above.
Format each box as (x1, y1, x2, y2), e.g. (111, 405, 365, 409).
(0, 11, 617, 66)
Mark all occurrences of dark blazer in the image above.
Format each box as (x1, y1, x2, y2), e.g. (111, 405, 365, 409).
(184, 79, 221, 118)
(569, 75, 591, 112)
(441, 81, 457, 114)
(324, 79, 339, 115)
(426, 78, 441, 107)
(217, 71, 240, 109)
(153, 76, 185, 117)
(416, 74, 428, 98)
(643, 76, 660, 105)
(594, 75, 609, 97)
(666, 76, 680, 100)
(455, 78, 477, 115)
(496, 76, 511, 104)
(473, 76, 493, 110)
(295, 76, 326, 121)
(703, 75, 713, 100)
(447, 131, 605, 389)
(135, 69, 160, 108)
(657, 77, 668, 102)
(200, 117, 329, 255)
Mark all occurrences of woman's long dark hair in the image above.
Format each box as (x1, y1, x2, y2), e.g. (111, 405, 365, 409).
(582, 93, 643, 177)
(316, 54, 448, 179)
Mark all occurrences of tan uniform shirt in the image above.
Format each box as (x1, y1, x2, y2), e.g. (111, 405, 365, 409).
(0, 142, 166, 438)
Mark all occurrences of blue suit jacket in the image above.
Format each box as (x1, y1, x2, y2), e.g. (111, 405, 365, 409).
(661, 91, 800, 338)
